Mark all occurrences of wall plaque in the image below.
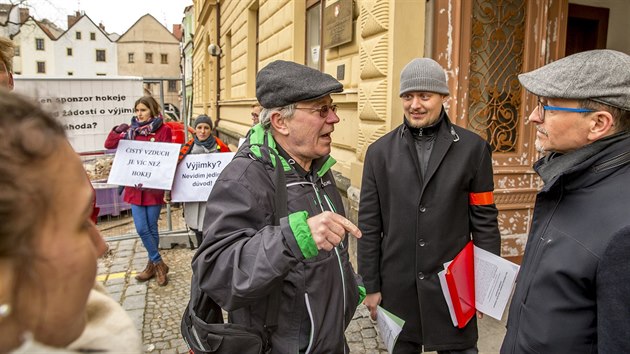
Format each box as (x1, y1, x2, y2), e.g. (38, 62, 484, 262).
(323, 0, 353, 49)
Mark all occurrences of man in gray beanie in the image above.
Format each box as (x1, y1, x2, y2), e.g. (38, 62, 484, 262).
(188, 60, 363, 353)
(501, 50, 630, 354)
(358, 57, 500, 353)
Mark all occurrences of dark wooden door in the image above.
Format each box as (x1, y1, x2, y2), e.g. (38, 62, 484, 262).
(565, 3, 609, 56)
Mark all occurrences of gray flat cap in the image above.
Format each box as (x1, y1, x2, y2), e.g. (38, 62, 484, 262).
(256, 60, 343, 108)
(519, 49, 630, 111)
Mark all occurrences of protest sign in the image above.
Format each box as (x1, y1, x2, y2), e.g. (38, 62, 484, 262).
(14, 77, 144, 153)
(107, 140, 180, 190)
(171, 153, 236, 202)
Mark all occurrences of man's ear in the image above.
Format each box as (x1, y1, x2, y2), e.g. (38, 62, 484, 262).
(587, 110, 615, 141)
(270, 111, 289, 136)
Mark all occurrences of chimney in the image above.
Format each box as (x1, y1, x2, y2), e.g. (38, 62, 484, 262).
(172, 24, 182, 41)
(19, 7, 29, 23)
(99, 22, 105, 31)
(67, 11, 81, 28)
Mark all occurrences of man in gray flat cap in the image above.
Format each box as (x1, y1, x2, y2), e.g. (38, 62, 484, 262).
(501, 49, 630, 353)
(358, 58, 500, 353)
(188, 60, 363, 353)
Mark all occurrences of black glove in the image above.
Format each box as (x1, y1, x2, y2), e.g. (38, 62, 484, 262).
(113, 123, 130, 133)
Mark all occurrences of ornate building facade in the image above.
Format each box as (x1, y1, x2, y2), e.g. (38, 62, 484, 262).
(190, 0, 630, 262)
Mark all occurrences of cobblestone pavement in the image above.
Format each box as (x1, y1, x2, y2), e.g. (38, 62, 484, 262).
(97, 238, 505, 354)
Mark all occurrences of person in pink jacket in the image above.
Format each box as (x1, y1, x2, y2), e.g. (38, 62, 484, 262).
(105, 96, 172, 286)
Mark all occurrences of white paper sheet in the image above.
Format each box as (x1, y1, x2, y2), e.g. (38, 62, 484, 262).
(376, 306, 405, 354)
(170, 152, 235, 202)
(439, 245, 520, 325)
(107, 140, 180, 190)
(473, 245, 520, 320)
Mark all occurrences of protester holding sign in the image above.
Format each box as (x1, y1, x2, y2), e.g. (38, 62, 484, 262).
(170, 114, 230, 246)
(104, 96, 172, 286)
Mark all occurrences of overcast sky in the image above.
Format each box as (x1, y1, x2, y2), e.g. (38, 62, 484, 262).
(6, 0, 191, 35)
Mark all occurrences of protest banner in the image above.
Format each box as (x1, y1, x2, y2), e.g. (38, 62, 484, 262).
(107, 140, 180, 190)
(171, 152, 236, 202)
(14, 77, 144, 153)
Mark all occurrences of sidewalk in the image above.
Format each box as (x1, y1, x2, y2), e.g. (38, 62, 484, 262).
(97, 238, 507, 354)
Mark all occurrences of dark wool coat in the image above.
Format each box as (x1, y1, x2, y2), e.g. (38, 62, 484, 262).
(501, 135, 630, 354)
(358, 112, 500, 351)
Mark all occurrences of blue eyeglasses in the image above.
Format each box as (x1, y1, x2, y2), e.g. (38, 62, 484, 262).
(537, 99, 595, 121)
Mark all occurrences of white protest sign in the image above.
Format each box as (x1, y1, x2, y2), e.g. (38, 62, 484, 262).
(171, 152, 236, 202)
(107, 140, 181, 190)
(13, 77, 144, 153)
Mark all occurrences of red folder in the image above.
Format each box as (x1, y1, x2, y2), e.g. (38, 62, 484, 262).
(445, 241, 475, 328)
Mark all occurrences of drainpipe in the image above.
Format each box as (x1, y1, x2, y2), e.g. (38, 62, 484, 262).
(214, 0, 221, 135)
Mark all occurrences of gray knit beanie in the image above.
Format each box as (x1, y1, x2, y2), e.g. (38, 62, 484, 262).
(399, 58, 449, 96)
(194, 114, 213, 129)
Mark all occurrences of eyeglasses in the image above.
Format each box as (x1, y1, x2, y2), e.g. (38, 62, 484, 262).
(537, 98, 595, 121)
(295, 104, 338, 118)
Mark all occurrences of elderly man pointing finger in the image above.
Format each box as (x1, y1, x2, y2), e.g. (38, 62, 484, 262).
(188, 60, 364, 354)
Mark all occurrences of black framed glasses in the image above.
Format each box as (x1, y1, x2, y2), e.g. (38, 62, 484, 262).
(537, 98, 595, 121)
(295, 104, 338, 118)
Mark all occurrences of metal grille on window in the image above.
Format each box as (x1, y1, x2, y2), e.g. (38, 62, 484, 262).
(468, 0, 525, 153)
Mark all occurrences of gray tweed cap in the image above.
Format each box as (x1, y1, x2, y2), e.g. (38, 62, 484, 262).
(519, 49, 630, 111)
(400, 58, 450, 96)
(256, 60, 343, 108)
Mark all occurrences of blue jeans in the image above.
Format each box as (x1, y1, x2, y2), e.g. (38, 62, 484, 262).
(131, 204, 162, 263)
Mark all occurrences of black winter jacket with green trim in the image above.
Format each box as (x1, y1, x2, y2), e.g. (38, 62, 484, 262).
(190, 125, 362, 354)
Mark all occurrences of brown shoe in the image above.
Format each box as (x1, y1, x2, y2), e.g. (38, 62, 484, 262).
(135, 261, 156, 281)
(155, 260, 169, 286)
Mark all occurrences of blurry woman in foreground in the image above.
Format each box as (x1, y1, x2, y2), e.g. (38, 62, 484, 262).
(0, 91, 141, 353)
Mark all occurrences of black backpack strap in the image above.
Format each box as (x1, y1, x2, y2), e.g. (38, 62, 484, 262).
(262, 146, 287, 352)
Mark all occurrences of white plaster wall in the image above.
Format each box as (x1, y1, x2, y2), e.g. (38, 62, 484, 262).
(55, 17, 117, 77)
(13, 19, 55, 76)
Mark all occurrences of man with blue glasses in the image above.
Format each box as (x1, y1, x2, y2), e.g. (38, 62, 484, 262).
(502, 50, 630, 353)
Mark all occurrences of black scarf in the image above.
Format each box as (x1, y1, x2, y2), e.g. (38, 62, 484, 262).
(536, 131, 630, 184)
(194, 134, 217, 151)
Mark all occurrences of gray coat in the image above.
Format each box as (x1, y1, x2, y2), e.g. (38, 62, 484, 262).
(190, 127, 361, 354)
(358, 112, 500, 351)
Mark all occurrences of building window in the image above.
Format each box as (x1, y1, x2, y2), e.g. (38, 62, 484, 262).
(168, 80, 177, 92)
(36, 61, 45, 73)
(128, 53, 134, 63)
(35, 38, 44, 51)
(96, 73, 106, 76)
(76, 31, 81, 40)
(68, 71, 73, 76)
(96, 49, 106, 62)
(67, 47, 73, 56)
(161, 54, 168, 64)
(306, 1, 323, 70)
(14, 46, 20, 56)
(145, 53, 153, 63)
(467, 0, 526, 153)
(90, 32, 96, 40)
